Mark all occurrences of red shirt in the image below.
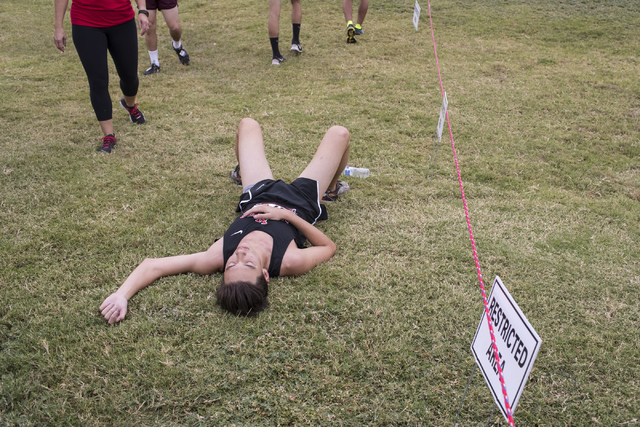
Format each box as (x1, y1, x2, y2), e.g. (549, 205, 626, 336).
(70, 0, 135, 28)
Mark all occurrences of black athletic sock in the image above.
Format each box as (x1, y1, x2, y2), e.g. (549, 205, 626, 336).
(292, 23, 301, 45)
(270, 37, 281, 58)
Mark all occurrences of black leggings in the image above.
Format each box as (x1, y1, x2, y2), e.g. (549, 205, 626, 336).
(72, 19, 139, 122)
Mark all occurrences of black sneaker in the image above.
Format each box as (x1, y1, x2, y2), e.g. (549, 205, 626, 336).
(120, 98, 146, 124)
(322, 180, 350, 202)
(173, 44, 190, 65)
(272, 55, 285, 65)
(347, 23, 357, 44)
(99, 134, 117, 153)
(230, 165, 242, 186)
(143, 63, 161, 75)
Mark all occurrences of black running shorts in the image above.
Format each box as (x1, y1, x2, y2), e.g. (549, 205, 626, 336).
(236, 178, 327, 224)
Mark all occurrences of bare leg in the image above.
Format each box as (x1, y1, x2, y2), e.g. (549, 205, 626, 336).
(268, 0, 281, 38)
(357, 0, 368, 25)
(161, 7, 182, 43)
(144, 10, 159, 51)
(235, 118, 274, 188)
(99, 119, 114, 137)
(291, 0, 301, 25)
(343, 0, 353, 22)
(299, 126, 350, 194)
(123, 95, 137, 107)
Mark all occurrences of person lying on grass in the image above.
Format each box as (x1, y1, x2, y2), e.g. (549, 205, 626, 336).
(100, 117, 351, 322)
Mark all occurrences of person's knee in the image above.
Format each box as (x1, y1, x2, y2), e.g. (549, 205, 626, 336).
(167, 21, 181, 34)
(120, 76, 139, 97)
(238, 117, 259, 130)
(89, 75, 109, 93)
(329, 125, 351, 146)
(237, 118, 260, 139)
(269, 0, 282, 10)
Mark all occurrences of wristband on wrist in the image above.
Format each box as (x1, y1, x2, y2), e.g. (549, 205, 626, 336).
(138, 9, 149, 16)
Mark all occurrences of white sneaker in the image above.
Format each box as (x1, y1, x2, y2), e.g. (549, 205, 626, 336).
(272, 55, 285, 65)
(290, 43, 303, 53)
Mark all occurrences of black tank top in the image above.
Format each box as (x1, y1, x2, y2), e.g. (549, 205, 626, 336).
(222, 215, 306, 277)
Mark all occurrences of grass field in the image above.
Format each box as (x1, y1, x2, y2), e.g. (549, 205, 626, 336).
(1, 0, 639, 425)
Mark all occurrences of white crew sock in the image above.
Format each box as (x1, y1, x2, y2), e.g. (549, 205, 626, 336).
(171, 39, 182, 49)
(148, 50, 159, 66)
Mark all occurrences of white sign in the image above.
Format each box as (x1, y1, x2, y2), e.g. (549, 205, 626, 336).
(471, 276, 542, 423)
(436, 92, 448, 142)
(413, 1, 421, 31)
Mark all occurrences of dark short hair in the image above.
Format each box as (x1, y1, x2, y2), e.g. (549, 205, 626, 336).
(216, 275, 269, 317)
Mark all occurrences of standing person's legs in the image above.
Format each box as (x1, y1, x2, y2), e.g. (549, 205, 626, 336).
(291, 0, 301, 27)
(290, 0, 301, 49)
(107, 19, 140, 108)
(268, 0, 281, 38)
(343, 0, 357, 43)
(235, 118, 275, 188)
(72, 24, 114, 136)
(343, 0, 354, 23)
(145, 9, 159, 52)
(144, 0, 161, 72)
(162, 7, 183, 44)
(269, 0, 284, 62)
(356, 0, 368, 26)
(299, 126, 350, 195)
(163, 5, 190, 65)
(143, 10, 161, 74)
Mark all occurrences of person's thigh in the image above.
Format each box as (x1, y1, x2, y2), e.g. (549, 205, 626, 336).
(236, 118, 274, 187)
(269, 0, 281, 15)
(160, 6, 180, 29)
(72, 25, 112, 120)
(106, 20, 139, 96)
(73, 25, 109, 85)
(147, 9, 158, 27)
(298, 126, 350, 194)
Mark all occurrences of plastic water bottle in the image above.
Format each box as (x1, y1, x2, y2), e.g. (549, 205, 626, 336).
(344, 166, 370, 178)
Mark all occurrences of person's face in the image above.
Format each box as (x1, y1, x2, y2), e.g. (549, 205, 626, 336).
(224, 244, 269, 284)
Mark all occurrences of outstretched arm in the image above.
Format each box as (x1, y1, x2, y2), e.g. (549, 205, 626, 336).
(241, 205, 336, 276)
(99, 239, 224, 324)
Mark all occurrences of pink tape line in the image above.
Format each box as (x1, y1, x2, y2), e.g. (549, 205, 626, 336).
(426, 2, 516, 426)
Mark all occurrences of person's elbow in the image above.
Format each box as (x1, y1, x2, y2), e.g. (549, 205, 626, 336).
(327, 240, 337, 258)
(139, 257, 165, 277)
